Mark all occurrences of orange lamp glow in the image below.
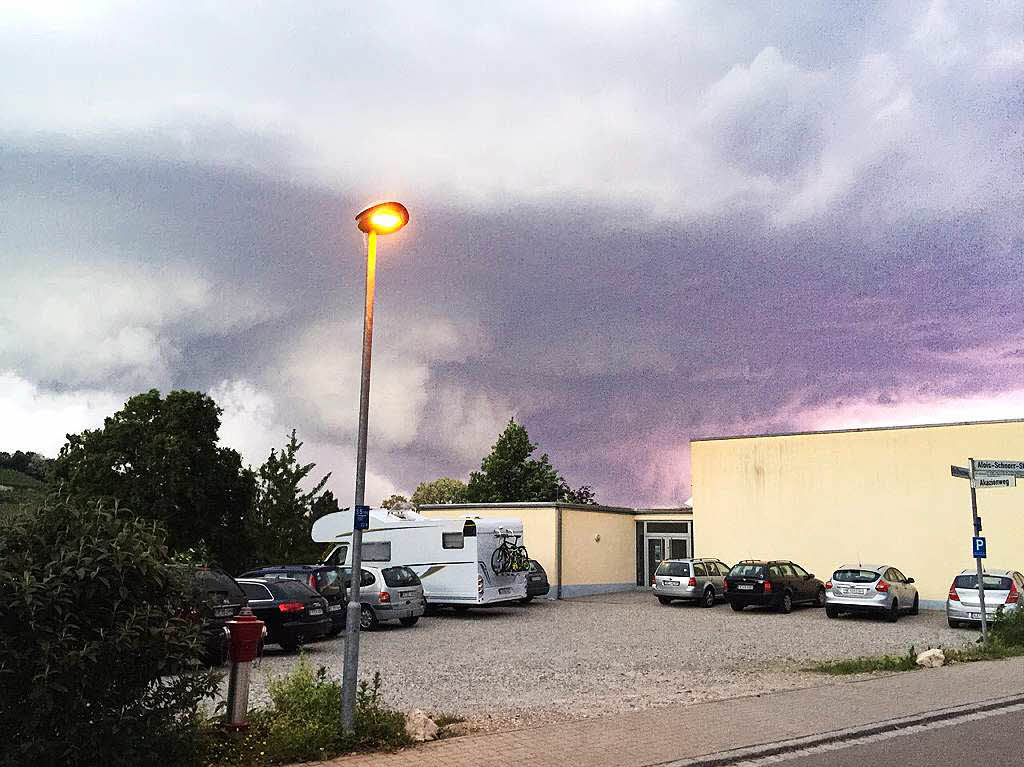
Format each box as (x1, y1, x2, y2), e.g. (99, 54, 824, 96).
(355, 201, 409, 235)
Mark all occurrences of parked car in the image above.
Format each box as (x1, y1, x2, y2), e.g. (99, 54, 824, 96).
(342, 565, 425, 630)
(824, 564, 919, 621)
(235, 577, 331, 652)
(946, 568, 1023, 628)
(173, 565, 246, 666)
(653, 558, 730, 607)
(240, 564, 347, 636)
(522, 559, 550, 603)
(725, 560, 825, 613)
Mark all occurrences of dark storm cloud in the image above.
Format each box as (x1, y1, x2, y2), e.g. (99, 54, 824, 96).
(2, 1, 1023, 504)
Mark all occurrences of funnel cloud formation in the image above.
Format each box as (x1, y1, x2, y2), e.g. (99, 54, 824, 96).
(2, 2, 1023, 505)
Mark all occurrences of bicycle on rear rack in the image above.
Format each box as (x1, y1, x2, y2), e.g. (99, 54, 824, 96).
(490, 529, 530, 574)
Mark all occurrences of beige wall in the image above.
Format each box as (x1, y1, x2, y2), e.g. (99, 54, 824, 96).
(560, 508, 636, 587)
(692, 421, 1024, 603)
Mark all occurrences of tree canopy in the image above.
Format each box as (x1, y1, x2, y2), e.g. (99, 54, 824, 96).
(410, 477, 468, 506)
(53, 389, 256, 573)
(464, 419, 597, 504)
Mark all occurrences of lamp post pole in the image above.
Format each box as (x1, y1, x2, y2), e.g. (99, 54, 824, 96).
(341, 230, 376, 730)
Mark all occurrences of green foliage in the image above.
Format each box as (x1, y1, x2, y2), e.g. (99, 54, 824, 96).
(0, 450, 53, 481)
(53, 389, 255, 573)
(465, 419, 597, 504)
(808, 646, 920, 675)
(0, 466, 49, 520)
(990, 604, 1024, 646)
(0, 495, 220, 767)
(380, 494, 409, 509)
(410, 477, 468, 506)
(202, 660, 412, 766)
(247, 430, 331, 566)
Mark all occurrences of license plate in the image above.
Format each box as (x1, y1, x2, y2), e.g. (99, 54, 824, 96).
(853, 588, 867, 595)
(308, 608, 323, 616)
(328, 604, 341, 612)
(664, 579, 679, 585)
(530, 576, 543, 582)
(737, 584, 754, 591)
(969, 613, 982, 619)
(400, 590, 417, 598)
(214, 606, 233, 618)
(499, 587, 512, 594)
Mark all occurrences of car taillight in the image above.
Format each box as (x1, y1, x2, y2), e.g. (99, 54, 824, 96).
(308, 574, 317, 590)
(763, 581, 772, 593)
(1007, 582, 1020, 604)
(825, 580, 833, 590)
(876, 580, 890, 593)
(278, 601, 304, 613)
(379, 591, 391, 603)
(723, 580, 728, 592)
(478, 575, 484, 595)
(948, 583, 960, 601)
(687, 577, 697, 587)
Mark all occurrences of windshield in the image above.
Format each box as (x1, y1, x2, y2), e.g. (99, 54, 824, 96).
(833, 569, 880, 584)
(382, 566, 420, 587)
(954, 575, 1013, 590)
(656, 562, 691, 577)
(729, 563, 766, 578)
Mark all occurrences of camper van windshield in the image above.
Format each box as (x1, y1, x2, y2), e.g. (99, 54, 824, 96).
(382, 566, 420, 587)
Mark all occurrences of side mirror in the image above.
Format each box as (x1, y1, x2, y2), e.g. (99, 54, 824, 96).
(907, 577, 915, 584)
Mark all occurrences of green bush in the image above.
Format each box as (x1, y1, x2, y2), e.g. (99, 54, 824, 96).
(0, 495, 220, 767)
(202, 659, 412, 765)
(990, 604, 1024, 647)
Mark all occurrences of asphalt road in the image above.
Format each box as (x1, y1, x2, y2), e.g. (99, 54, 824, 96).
(734, 706, 1024, 766)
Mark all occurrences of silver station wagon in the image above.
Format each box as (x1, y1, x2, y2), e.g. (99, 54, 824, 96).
(825, 564, 919, 622)
(343, 564, 426, 630)
(653, 558, 730, 607)
(946, 568, 1023, 628)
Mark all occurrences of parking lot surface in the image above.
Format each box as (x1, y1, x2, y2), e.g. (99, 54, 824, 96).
(238, 591, 977, 734)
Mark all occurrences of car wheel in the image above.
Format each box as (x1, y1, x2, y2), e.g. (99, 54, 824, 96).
(399, 616, 419, 627)
(887, 599, 899, 623)
(815, 587, 826, 608)
(519, 596, 534, 604)
(780, 592, 793, 614)
(825, 605, 839, 619)
(360, 605, 379, 631)
(730, 601, 745, 612)
(702, 588, 715, 608)
(910, 594, 919, 616)
(657, 596, 672, 605)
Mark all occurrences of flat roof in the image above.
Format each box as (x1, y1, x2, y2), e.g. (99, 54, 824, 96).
(691, 417, 1024, 444)
(418, 502, 691, 516)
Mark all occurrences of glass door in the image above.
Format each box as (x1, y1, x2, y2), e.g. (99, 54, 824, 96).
(647, 538, 666, 586)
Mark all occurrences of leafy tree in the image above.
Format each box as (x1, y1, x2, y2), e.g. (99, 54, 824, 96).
(52, 389, 255, 573)
(561, 483, 598, 505)
(0, 450, 53, 482)
(380, 494, 409, 509)
(410, 477, 468, 506)
(311, 489, 342, 523)
(0, 495, 218, 767)
(465, 419, 565, 503)
(247, 430, 331, 566)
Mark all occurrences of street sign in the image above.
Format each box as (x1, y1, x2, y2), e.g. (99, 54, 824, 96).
(354, 505, 370, 530)
(972, 475, 1016, 489)
(973, 459, 1024, 477)
(951, 465, 971, 479)
(973, 536, 987, 559)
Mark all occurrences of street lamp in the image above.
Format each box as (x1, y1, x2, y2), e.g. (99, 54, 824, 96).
(341, 200, 409, 731)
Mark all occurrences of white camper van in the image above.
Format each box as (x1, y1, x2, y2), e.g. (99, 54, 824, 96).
(311, 507, 529, 607)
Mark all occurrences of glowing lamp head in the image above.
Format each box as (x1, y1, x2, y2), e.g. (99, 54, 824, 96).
(355, 201, 409, 235)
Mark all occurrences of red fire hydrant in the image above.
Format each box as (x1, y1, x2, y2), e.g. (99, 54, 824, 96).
(225, 606, 265, 730)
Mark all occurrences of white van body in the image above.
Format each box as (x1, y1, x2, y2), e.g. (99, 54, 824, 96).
(311, 508, 528, 606)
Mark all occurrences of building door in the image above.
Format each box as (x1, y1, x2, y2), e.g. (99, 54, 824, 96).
(645, 536, 691, 586)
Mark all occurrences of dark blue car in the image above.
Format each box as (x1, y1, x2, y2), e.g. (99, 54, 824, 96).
(240, 564, 347, 635)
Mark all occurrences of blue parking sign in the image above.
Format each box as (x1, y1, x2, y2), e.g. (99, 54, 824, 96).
(973, 536, 987, 559)
(354, 505, 370, 530)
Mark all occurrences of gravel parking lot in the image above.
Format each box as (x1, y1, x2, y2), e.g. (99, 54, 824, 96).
(236, 591, 978, 734)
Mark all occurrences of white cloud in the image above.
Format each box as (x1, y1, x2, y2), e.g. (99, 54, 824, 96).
(0, 371, 124, 456)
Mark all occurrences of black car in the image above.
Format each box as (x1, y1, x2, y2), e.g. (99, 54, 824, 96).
(235, 577, 331, 652)
(522, 559, 550, 603)
(173, 565, 246, 666)
(725, 560, 826, 613)
(240, 564, 347, 636)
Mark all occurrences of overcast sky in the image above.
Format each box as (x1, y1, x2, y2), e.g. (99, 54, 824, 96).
(2, 1, 1023, 506)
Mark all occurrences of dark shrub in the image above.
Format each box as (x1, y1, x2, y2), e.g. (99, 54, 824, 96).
(0, 496, 220, 767)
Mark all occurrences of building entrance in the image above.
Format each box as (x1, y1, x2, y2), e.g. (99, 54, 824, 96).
(640, 521, 691, 586)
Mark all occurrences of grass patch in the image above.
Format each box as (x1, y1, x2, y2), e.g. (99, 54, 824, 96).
(808, 646, 920, 675)
(431, 712, 468, 739)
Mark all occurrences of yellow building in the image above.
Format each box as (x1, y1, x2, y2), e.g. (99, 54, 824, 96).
(419, 503, 693, 598)
(691, 419, 1024, 606)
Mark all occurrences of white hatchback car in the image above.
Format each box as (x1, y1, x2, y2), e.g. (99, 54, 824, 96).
(946, 568, 1023, 628)
(825, 564, 919, 622)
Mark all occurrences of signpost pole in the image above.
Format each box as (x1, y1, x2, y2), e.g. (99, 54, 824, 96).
(968, 458, 989, 645)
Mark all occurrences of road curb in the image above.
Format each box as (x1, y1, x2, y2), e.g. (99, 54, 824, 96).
(655, 693, 1024, 767)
